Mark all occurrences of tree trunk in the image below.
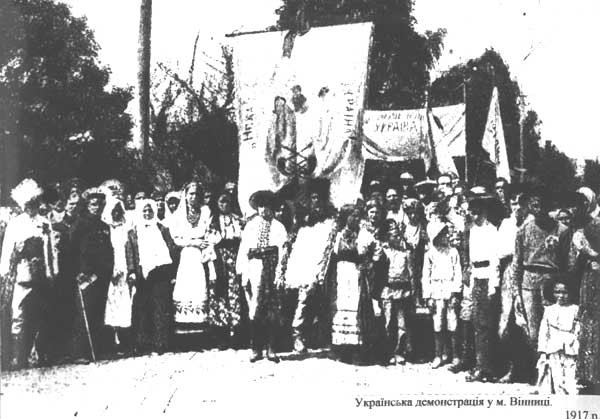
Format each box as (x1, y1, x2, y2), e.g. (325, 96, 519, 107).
(137, 0, 152, 160)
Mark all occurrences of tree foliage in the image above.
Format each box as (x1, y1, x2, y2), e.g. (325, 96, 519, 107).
(534, 141, 577, 194)
(521, 110, 542, 171)
(274, 0, 446, 109)
(583, 159, 600, 193)
(0, 0, 137, 201)
(145, 45, 238, 192)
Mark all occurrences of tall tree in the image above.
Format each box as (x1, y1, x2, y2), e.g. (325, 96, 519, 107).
(521, 110, 542, 172)
(138, 0, 152, 159)
(0, 0, 136, 201)
(535, 141, 577, 194)
(274, 0, 446, 109)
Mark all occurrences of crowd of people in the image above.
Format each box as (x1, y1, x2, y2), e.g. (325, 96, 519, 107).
(0, 172, 598, 395)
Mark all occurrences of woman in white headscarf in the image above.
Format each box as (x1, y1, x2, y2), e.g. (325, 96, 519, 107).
(162, 191, 182, 230)
(0, 179, 52, 369)
(102, 198, 136, 354)
(130, 199, 176, 354)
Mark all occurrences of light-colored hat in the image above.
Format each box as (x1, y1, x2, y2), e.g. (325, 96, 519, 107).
(427, 221, 448, 242)
(81, 187, 106, 202)
(11, 178, 43, 210)
(400, 172, 414, 183)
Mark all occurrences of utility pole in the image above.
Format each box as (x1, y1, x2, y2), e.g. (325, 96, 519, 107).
(138, 0, 152, 161)
(518, 94, 527, 183)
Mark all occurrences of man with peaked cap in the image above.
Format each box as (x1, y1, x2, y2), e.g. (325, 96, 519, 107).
(414, 179, 437, 221)
(463, 187, 502, 382)
(237, 190, 287, 362)
(437, 173, 453, 199)
(67, 187, 114, 361)
(512, 184, 572, 383)
(367, 179, 385, 207)
(283, 178, 338, 352)
(399, 172, 416, 199)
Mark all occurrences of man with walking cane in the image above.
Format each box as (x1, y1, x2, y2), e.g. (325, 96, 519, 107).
(67, 188, 113, 362)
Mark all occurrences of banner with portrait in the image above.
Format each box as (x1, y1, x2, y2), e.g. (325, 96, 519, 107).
(229, 22, 373, 215)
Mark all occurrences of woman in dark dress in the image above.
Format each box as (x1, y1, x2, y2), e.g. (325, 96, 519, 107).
(572, 188, 600, 394)
(355, 199, 387, 364)
(207, 192, 245, 345)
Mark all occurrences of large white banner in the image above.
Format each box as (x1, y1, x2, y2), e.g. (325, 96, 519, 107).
(362, 109, 430, 163)
(362, 104, 466, 174)
(230, 22, 373, 215)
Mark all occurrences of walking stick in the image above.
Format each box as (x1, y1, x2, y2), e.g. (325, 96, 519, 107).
(76, 274, 96, 362)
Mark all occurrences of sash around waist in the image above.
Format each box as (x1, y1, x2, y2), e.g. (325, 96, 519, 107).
(472, 261, 490, 268)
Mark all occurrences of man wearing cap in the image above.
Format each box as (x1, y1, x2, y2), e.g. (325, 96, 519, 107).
(67, 188, 114, 360)
(437, 174, 453, 199)
(465, 187, 501, 382)
(399, 172, 415, 199)
(414, 179, 437, 222)
(284, 179, 338, 352)
(513, 186, 571, 382)
(368, 180, 385, 207)
(237, 190, 287, 362)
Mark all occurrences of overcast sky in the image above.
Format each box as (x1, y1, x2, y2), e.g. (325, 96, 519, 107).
(63, 0, 599, 159)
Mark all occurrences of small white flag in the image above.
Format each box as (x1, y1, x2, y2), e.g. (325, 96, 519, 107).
(482, 87, 511, 180)
(427, 109, 459, 177)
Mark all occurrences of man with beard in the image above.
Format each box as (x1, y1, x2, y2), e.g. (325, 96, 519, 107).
(283, 179, 338, 352)
(512, 186, 571, 383)
(67, 188, 114, 361)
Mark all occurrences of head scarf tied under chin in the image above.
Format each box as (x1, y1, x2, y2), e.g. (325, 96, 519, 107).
(136, 199, 172, 278)
(102, 197, 127, 227)
(577, 187, 598, 217)
(101, 198, 129, 277)
(137, 199, 159, 227)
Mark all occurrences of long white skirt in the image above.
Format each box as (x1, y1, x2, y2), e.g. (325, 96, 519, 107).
(172, 246, 208, 325)
(105, 273, 133, 328)
(331, 261, 361, 346)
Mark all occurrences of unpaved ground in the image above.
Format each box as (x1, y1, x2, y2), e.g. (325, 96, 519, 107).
(0, 349, 534, 417)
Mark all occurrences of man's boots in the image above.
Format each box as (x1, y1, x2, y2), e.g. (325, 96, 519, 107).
(10, 333, 26, 370)
(450, 332, 461, 368)
(449, 321, 474, 373)
(431, 332, 443, 369)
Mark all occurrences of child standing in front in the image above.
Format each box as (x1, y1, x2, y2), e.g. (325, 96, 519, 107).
(422, 221, 463, 368)
(381, 221, 414, 365)
(536, 281, 580, 394)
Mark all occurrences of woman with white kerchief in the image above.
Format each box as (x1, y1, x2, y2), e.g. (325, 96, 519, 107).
(131, 199, 176, 354)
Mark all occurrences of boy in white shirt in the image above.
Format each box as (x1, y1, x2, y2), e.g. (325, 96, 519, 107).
(422, 221, 463, 368)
